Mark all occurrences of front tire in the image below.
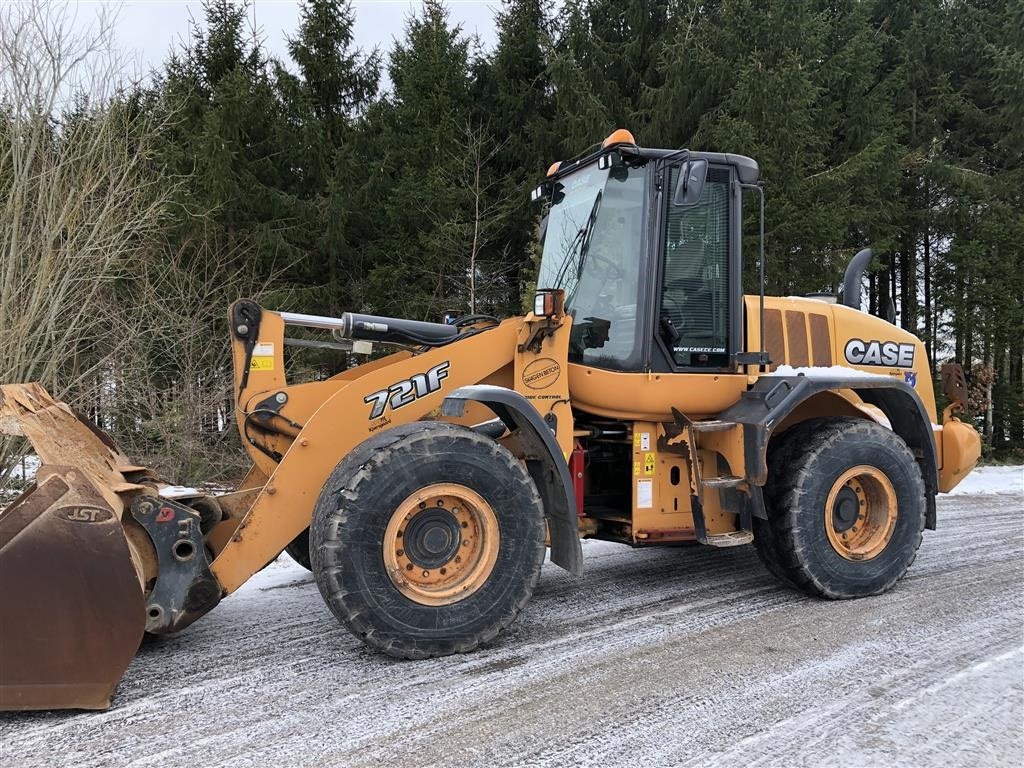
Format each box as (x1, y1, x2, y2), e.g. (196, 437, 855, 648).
(754, 417, 926, 598)
(284, 529, 312, 571)
(310, 422, 546, 659)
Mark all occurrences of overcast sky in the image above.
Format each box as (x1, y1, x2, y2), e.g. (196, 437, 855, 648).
(93, 0, 502, 77)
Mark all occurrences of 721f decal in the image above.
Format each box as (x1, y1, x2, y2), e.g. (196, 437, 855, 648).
(364, 362, 450, 419)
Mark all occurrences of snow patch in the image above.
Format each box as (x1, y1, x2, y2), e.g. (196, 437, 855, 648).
(947, 465, 1023, 497)
(6, 454, 40, 481)
(766, 364, 891, 380)
(159, 485, 204, 499)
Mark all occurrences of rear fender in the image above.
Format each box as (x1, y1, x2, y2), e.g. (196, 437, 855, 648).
(724, 375, 940, 529)
(443, 385, 583, 576)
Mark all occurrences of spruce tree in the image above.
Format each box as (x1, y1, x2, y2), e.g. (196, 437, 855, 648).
(359, 0, 476, 319)
(476, 0, 559, 312)
(276, 0, 380, 314)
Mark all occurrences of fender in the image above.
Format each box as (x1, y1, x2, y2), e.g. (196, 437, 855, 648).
(442, 384, 583, 576)
(722, 374, 940, 529)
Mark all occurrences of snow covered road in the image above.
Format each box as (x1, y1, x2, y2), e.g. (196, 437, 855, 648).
(2, 479, 1022, 767)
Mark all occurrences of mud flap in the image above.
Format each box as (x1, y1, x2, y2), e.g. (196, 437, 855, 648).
(442, 384, 583, 576)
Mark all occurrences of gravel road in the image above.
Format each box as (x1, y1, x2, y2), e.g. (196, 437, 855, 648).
(2, 490, 1022, 768)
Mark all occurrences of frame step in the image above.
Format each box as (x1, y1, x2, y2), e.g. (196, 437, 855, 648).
(691, 420, 737, 433)
(702, 475, 744, 489)
(705, 531, 754, 547)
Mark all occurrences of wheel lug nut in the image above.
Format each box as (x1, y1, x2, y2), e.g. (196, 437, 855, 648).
(455, 556, 462, 563)
(422, 570, 429, 577)
(440, 568, 447, 575)
(419, 502, 426, 509)
(396, 549, 404, 557)
(461, 522, 468, 528)
(405, 564, 414, 571)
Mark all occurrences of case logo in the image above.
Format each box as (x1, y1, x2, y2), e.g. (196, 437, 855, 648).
(364, 362, 450, 420)
(844, 338, 915, 368)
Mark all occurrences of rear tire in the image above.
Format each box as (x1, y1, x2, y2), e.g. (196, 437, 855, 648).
(310, 422, 546, 659)
(754, 417, 926, 598)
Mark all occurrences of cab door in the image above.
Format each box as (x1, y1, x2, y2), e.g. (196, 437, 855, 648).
(568, 158, 748, 422)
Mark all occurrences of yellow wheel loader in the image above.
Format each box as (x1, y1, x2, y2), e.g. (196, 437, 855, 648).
(0, 129, 981, 710)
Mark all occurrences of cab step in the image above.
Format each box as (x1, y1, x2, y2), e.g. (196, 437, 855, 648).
(702, 475, 744, 489)
(705, 531, 754, 547)
(690, 419, 737, 433)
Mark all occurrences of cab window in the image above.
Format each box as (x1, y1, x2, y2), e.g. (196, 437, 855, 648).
(536, 160, 648, 371)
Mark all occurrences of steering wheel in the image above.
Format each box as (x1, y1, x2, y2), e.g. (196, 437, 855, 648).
(587, 250, 626, 281)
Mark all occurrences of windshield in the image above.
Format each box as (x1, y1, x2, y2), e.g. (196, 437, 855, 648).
(536, 160, 647, 370)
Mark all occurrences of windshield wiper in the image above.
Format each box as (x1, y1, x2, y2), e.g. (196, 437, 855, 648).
(552, 191, 603, 298)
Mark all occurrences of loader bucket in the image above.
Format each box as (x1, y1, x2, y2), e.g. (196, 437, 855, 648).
(0, 384, 150, 710)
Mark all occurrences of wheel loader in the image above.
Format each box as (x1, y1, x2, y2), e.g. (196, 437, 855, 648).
(0, 129, 981, 711)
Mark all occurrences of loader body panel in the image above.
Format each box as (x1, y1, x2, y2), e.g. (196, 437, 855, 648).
(0, 129, 984, 711)
(211, 314, 573, 594)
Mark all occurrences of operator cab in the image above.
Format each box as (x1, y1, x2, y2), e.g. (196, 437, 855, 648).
(534, 130, 760, 374)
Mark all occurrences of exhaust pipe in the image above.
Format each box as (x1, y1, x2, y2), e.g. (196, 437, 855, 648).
(841, 248, 874, 310)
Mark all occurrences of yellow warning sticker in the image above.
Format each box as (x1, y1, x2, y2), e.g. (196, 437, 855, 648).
(633, 432, 641, 448)
(250, 342, 274, 371)
(633, 461, 641, 476)
(644, 452, 656, 475)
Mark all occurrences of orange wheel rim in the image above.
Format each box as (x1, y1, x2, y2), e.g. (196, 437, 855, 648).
(383, 483, 499, 606)
(824, 465, 898, 561)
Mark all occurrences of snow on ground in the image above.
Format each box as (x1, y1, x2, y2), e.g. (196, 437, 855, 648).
(1, 491, 1022, 768)
(4, 453, 39, 482)
(948, 464, 1023, 496)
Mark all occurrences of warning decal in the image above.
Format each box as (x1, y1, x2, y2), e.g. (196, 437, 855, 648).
(643, 452, 656, 476)
(637, 478, 653, 508)
(250, 342, 274, 371)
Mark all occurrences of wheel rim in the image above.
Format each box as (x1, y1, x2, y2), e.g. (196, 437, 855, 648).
(824, 465, 898, 561)
(383, 483, 500, 606)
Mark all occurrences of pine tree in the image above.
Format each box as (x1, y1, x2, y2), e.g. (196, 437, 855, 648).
(275, 0, 380, 315)
(151, 0, 300, 282)
(359, 0, 477, 319)
(475, 0, 559, 312)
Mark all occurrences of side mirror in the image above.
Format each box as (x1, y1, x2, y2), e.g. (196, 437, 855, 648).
(673, 158, 708, 207)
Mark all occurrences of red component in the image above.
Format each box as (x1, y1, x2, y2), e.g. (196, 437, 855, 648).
(156, 507, 175, 523)
(569, 441, 586, 516)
